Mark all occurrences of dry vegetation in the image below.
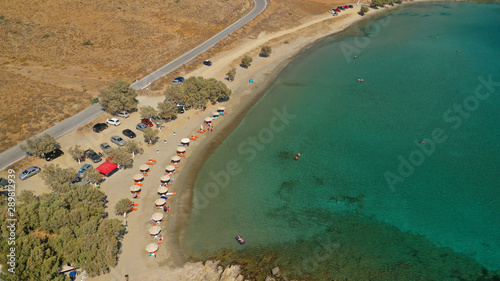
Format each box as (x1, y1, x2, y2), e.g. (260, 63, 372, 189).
(0, 0, 341, 153)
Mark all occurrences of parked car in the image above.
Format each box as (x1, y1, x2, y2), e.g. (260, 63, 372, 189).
(122, 129, 136, 138)
(44, 149, 64, 161)
(84, 149, 102, 163)
(141, 118, 154, 127)
(19, 166, 41, 180)
(110, 135, 125, 146)
(116, 111, 130, 118)
(136, 123, 148, 131)
(178, 106, 185, 114)
(217, 96, 230, 103)
(106, 118, 121, 126)
(78, 164, 93, 178)
(100, 143, 111, 150)
(0, 177, 9, 188)
(203, 60, 212, 66)
(171, 77, 185, 84)
(93, 123, 108, 133)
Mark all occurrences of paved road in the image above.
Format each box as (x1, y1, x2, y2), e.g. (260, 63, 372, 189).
(0, 0, 267, 171)
(0, 104, 104, 171)
(130, 0, 268, 90)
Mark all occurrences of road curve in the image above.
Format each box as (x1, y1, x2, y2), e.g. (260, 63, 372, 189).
(130, 0, 268, 90)
(0, 0, 267, 171)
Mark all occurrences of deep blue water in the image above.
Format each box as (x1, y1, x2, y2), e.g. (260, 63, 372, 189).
(183, 2, 500, 279)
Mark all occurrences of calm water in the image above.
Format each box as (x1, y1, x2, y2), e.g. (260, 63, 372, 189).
(183, 2, 500, 279)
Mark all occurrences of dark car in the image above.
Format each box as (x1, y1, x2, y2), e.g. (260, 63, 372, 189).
(203, 60, 212, 66)
(0, 177, 9, 188)
(141, 118, 154, 127)
(217, 96, 230, 103)
(122, 129, 136, 138)
(171, 77, 185, 84)
(84, 149, 102, 163)
(93, 123, 108, 133)
(45, 149, 64, 161)
(178, 106, 185, 114)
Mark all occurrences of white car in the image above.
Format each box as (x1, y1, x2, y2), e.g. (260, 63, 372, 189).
(106, 118, 121, 126)
(116, 111, 130, 118)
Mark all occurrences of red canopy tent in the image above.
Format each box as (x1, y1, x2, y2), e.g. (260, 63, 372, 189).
(96, 161, 118, 176)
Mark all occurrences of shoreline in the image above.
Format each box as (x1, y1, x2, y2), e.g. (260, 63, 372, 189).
(169, 0, 412, 266)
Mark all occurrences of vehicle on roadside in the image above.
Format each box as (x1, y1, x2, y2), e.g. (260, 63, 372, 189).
(122, 129, 136, 138)
(203, 60, 212, 66)
(84, 149, 102, 163)
(116, 111, 130, 118)
(348, 4, 354, 8)
(93, 123, 108, 133)
(44, 149, 64, 161)
(178, 106, 185, 114)
(0, 177, 9, 188)
(19, 166, 41, 180)
(106, 118, 121, 126)
(136, 123, 148, 131)
(78, 164, 93, 178)
(100, 143, 111, 150)
(171, 77, 185, 84)
(110, 135, 126, 146)
(141, 118, 154, 127)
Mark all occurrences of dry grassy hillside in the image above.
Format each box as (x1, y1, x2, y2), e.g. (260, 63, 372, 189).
(0, 0, 341, 152)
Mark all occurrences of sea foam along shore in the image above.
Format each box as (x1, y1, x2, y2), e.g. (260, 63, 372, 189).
(89, 2, 417, 280)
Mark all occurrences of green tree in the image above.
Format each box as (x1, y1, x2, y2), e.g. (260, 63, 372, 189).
(21, 133, 58, 157)
(241, 55, 253, 68)
(143, 127, 159, 144)
(205, 78, 232, 104)
(226, 67, 236, 81)
(84, 167, 102, 184)
(68, 144, 85, 163)
(157, 100, 178, 121)
(139, 105, 158, 120)
(124, 140, 144, 158)
(115, 198, 133, 215)
(97, 80, 138, 114)
(164, 76, 231, 109)
(40, 164, 77, 191)
(106, 147, 133, 168)
(361, 6, 369, 13)
(260, 46, 272, 57)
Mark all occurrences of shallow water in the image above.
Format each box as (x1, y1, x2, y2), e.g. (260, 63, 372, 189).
(183, 2, 500, 279)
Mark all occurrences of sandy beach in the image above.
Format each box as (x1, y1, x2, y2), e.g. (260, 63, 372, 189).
(10, 2, 415, 280)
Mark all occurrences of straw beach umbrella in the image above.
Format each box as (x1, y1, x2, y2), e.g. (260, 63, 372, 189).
(157, 186, 168, 195)
(152, 213, 164, 222)
(160, 175, 171, 183)
(145, 243, 159, 253)
(177, 147, 186, 153)
(139, 165, 150, 172)
(148, 226, 162, 235)
(204, 117, 212, 123)
(217, 106, 225, 112)
(133, 174, 144, 181)
(130, 185, 141, 192)
(181, 138, 190, 146)
(155, 198, 167, 206)
(212, 112, 220, 118)
(165, 165, 176, 173)
(171, 155, 181, 163)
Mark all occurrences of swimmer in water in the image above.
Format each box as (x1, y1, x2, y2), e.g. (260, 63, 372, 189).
(294, 153, 301, 160)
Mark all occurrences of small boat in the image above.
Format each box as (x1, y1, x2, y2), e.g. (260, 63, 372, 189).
(236, 236, 245, 244)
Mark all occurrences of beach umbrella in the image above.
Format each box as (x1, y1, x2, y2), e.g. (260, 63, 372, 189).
(148, 226, 162, 235)
(160, 175, 171, 183)
(139, 165, 149, 172)
(133, 174, 144, 181)
(165, 165, 176, 172)
(152, 213, 164, 222)
(177, 147, 186, 153)
(145, 243, 159, 253)
(171, 155, 181, 163)
(217, 106, 225, 111)
(157, 186, 168, 194)
(155, 198, 167, 206)
(212, 111, 220, 116)
(130, 185, 141, 192)
(181, 138, 190, 144)
(204, 117, 212, 123)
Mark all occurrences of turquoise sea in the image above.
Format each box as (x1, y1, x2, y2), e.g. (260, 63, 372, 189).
(183, 2, 500, 280)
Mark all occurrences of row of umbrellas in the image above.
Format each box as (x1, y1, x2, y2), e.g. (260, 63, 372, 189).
(145, 107, 226, 253)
